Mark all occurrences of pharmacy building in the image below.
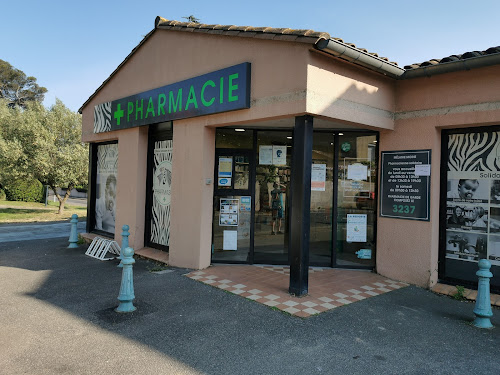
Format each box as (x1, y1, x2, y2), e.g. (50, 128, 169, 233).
(80, 16, 500, 294)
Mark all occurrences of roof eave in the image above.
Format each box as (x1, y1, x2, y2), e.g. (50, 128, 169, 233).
(400, 52, 500, 79)
(315, 38, 404, 78)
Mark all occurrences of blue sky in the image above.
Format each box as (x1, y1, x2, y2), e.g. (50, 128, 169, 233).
(2, 0, 499, 112)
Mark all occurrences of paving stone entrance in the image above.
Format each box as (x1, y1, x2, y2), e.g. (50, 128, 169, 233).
(186, 265, 408, 318)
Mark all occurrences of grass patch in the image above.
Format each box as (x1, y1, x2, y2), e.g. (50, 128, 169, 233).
(146, 261, 169, 273)
(0, 201, 86, 223)
(77, 234, 86, 245)
(453, 285, 467, 301)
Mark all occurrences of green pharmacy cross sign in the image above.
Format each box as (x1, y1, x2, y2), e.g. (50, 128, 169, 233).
(108, 63, 251, 131)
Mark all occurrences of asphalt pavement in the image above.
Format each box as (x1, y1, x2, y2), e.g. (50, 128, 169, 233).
(0, 236, 499, 375)
(0, 221, 86, 243)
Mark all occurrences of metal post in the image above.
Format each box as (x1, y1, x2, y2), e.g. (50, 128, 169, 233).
(115, 246, 136, 313)
(473, 259, 494, 329)
(44, 185, 49, 207)
(289, 115, 313, 296)
(118, 224, 130, 268)
(68, 214, 79, 248)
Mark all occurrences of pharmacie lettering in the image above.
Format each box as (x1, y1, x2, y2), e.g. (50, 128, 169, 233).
(114, 73, 241, 126)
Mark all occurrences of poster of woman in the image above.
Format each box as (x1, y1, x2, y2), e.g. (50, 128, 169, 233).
(446, 203, 488, 232)
(95, 144, 118, 233)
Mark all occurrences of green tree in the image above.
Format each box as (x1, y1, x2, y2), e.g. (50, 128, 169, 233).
(0, 59, 47, 108)
(0, 99, 88, 213)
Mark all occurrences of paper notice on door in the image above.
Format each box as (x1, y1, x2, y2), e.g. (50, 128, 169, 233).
(311, 164, 326, 191)
(346, 214, 367, 243)
(223, 230, 238, 250)
(259, 146, 273, 165)
(218, 157, 233, 177)
(272, 145, 287, 165)
(347, 163, 368, 181)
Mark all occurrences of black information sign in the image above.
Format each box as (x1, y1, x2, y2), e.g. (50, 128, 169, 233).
(380, 150, 431, 221)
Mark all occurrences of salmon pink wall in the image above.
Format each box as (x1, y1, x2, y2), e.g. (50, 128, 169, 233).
(306, 52, 396, 130)
(114, 126, 148, 249)
(81, 29, 314, 267)
(81, 30, 312, 143)
(377, 65, 500, 287)
(80, 26, 500, 284)
(168, 119, 215, 269)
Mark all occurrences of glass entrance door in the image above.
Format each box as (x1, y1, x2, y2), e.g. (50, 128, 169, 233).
(335, 133, 377, 267)
(211, 128, 378, 268)
(212, 149, 253, 263)
(253, 131, 293, 264)
(310, 133, 335, 266)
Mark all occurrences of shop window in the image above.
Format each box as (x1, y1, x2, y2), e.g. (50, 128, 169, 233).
(441, 128, 500, 292)
(90, 142, 118, 236)
(212, 129, 254, 263)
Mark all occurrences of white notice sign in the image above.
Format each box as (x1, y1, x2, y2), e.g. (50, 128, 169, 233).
(272, 145, 287, 166)
(346, 214, 367, 243)
(415, 164, 431, 176)
(347, 163, 368, 181)
(223, 230, 238, 251)
(259, 146, 273, 165)
(220, 198, 239, 226)
(311, 164, 326, 191)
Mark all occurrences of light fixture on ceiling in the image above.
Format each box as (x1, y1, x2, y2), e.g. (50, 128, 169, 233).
(235, 128, 245, 132)
(287, 136, 292, 139)
(338, 133, 344, 136)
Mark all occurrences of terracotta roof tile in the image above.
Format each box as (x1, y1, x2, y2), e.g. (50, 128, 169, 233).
(227, 25, 252, 32)
(155, 17, 331, 42)
(405, 46, 500, 70)
(152, 17, 403, 65)
(81, 16, 500, 112)
(440, 55, 460, 63)
(419, 59, 440, 67)
(246, 26, 268, 32)
(485, 47, 500, 54)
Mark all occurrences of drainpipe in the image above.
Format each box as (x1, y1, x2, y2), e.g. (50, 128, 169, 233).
(315, 38, 405, 78)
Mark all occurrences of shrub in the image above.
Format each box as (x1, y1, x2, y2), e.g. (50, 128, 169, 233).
(4, 178, 44, 202)
(0, 188, 6, 201)
(75, 185, 88, 193)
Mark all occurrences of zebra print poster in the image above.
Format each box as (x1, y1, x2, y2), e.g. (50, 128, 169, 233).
(150, 140, 173, 247)
(447, 132, 500, 173)
(445, 130, 500, 266)
(94, 102, 112, 133)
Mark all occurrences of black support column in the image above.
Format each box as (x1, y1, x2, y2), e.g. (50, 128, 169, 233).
(289, 115, 313, 296)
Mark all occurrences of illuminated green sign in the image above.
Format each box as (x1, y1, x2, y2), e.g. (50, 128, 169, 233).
(110, 63, 251, 131)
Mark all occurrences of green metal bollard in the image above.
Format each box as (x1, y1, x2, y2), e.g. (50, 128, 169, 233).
(68, 214, 79, 248)
(473, 259, 494, 329)
(115, 246, 136, 313)
(118, 224, 129, 268)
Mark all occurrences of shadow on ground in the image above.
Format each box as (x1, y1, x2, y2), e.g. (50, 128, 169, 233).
(1, 237, 499, 375)
(0, 207, 50, 214)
